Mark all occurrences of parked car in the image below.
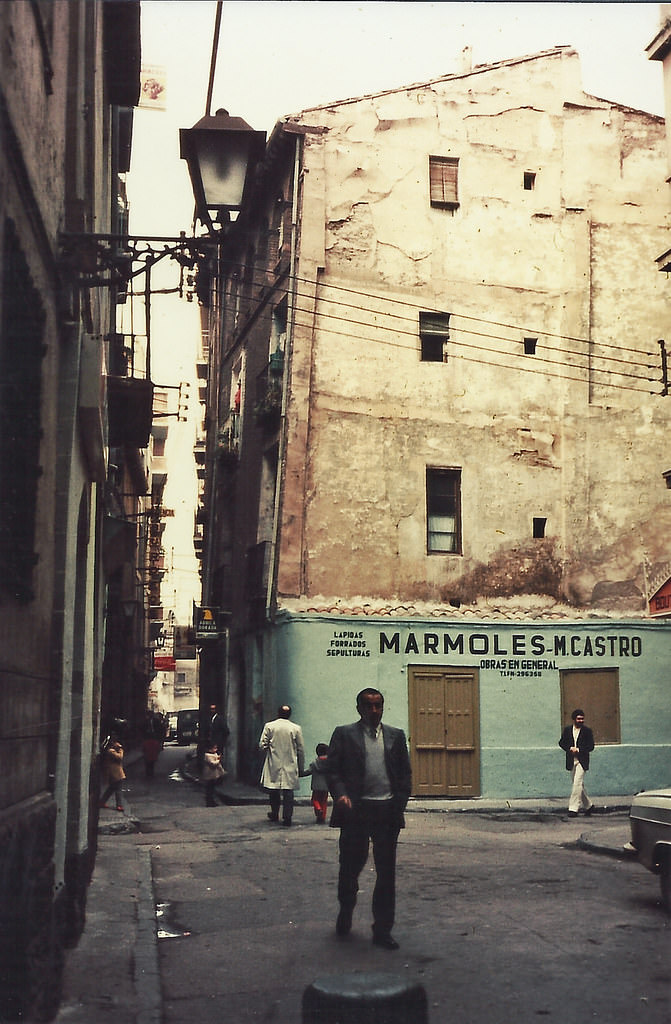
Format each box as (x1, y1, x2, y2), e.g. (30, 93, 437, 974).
(628, 788, 671, 913)
(176, 709, 200, 746)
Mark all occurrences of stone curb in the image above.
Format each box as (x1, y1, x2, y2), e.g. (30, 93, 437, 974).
(577, 830, 637, 860)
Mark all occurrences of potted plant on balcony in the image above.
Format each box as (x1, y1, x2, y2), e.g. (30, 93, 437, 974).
(253, 381, 282, 431)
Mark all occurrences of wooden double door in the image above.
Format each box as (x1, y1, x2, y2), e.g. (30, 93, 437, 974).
(408, 666, 480, 797)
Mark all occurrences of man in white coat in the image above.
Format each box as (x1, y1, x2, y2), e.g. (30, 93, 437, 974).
(259, 705, 305, 826)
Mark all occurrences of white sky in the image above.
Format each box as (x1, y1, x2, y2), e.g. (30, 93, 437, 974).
(128, 1, 669, 618)
(131, 1, 667, 243)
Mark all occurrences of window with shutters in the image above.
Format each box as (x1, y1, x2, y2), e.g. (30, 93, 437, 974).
(419, 311, 450, 362)
(429, 155, 459, 209)
(427, 468, 462, 554)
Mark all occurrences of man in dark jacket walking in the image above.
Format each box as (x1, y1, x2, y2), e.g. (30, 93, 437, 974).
(325, 688, 412, 949)
(559, 708, 595, 817)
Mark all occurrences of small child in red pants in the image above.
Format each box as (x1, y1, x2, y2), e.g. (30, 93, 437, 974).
(304, 743, 330, 823)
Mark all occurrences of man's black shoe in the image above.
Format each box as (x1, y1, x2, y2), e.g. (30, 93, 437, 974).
(281, 819, 292, 827)
(584, 806, 594, 816)
(267, 812, 279, 821)
(567, 811, 578, 817)
(335, 908, 352, 937)
(372, 933, 399, 950)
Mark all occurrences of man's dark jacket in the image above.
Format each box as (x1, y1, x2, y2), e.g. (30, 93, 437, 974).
(558, 724, 595, 771)
(209, 712, 229, 749)
(325, 720, 412, 828)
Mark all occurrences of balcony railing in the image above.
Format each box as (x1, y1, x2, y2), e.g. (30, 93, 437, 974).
(106, 333, 153, 448)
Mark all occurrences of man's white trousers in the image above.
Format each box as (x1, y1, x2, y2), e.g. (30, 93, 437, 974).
(569, 762, 592, 813)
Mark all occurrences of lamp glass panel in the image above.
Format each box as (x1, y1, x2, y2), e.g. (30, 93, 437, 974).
(197, 134, 252, 208)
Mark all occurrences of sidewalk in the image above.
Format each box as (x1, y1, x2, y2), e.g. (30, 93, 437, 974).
(187, 749, 633, 820)
(183, 750, 636, 860)
(54, 755, 636, 1023)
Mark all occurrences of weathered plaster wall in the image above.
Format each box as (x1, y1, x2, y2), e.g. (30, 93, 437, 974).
(0, 1, 69, 239)
(277, 48, 671, 614)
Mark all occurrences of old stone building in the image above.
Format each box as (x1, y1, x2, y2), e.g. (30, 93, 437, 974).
(0, 2, 143, 1018)
(198, 47, 671, 801)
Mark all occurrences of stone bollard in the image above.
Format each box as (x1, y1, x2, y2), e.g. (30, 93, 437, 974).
(302, 972, 428, 1024)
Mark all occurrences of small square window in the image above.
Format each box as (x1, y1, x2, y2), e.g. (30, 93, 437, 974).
(524, 337, 537, 355)
(427, 468, 461, 553)
(419, 311, 450, 362)
(524, 171, 536, 191)
(429, 156, 459, 209)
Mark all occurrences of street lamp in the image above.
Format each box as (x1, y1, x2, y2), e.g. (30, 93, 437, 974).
(179, 108, 266, 231)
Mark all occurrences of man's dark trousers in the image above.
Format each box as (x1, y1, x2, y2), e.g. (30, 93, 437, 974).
(269, 789, 294, 822)
(338, 800, 399, 936)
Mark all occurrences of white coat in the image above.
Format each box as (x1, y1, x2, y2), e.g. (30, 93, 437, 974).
(259, 717, 305, 790)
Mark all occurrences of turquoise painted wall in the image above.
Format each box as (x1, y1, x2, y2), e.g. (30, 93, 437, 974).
(265, 613, 671, 800)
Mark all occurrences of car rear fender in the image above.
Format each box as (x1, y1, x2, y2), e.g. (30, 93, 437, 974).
(653, 840, 671, 872)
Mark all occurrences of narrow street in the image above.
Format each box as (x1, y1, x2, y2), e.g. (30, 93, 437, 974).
(55, 743, 670, 1024)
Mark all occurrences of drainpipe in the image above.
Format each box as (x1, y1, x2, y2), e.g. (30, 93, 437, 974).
(201, 243, 234, 762)
(203, 246, 224, 605)
(265, 132, 301, 619)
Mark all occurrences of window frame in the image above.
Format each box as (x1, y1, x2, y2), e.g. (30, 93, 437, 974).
(419, 311, 450, 363)
(429, 155, 459, 210)
(532, 517, 546, 539)
(426, 467, 462, 555)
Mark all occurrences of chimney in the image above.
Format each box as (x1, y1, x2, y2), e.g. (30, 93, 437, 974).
(461, 45, 473, 73)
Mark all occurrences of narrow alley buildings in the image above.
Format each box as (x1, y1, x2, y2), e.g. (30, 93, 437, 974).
(197, 48, 671, 801)
(0, 3, 143, 1018)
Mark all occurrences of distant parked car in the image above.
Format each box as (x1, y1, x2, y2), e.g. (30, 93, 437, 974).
(166, 712, 178, 741)
(628, 788, 671, 913)
(176, 709, 200, 746)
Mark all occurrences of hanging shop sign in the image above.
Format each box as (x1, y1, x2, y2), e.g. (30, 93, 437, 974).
(154, 655, 176, 671)
(196, 606, 220, 641)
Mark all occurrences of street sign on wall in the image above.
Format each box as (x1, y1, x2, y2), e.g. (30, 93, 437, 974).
(649, 575, 671, 617)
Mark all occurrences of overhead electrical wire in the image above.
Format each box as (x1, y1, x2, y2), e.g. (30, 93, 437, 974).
(291, 317, 659, 392)
(290, 304, 656, 384)
(130, 247, 664, 397)
(205, 264, 662, 394)
(235, 310, 661, 395)
(212, 255, 660, 361)
(214, 305, 663, 395)
(228, 270, 660, 381)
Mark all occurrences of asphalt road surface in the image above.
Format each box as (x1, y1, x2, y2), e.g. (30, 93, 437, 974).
(61, 744, 671, 1023)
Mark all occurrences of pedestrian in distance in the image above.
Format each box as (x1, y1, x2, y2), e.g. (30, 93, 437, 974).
(100, 738, 126, 812)
(325, 687, 412, 950)
(207, 703, 230, 754)
(559, 708, 595, 817)
(202, 742, 227, 807)
(259, 704, 305, 826)
(141, 711, 163, 778)
(301, 743, 330, 823)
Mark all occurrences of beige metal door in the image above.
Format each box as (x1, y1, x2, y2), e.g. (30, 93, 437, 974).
(560, 669, 620, 745)
(408, 667, 480, 797)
